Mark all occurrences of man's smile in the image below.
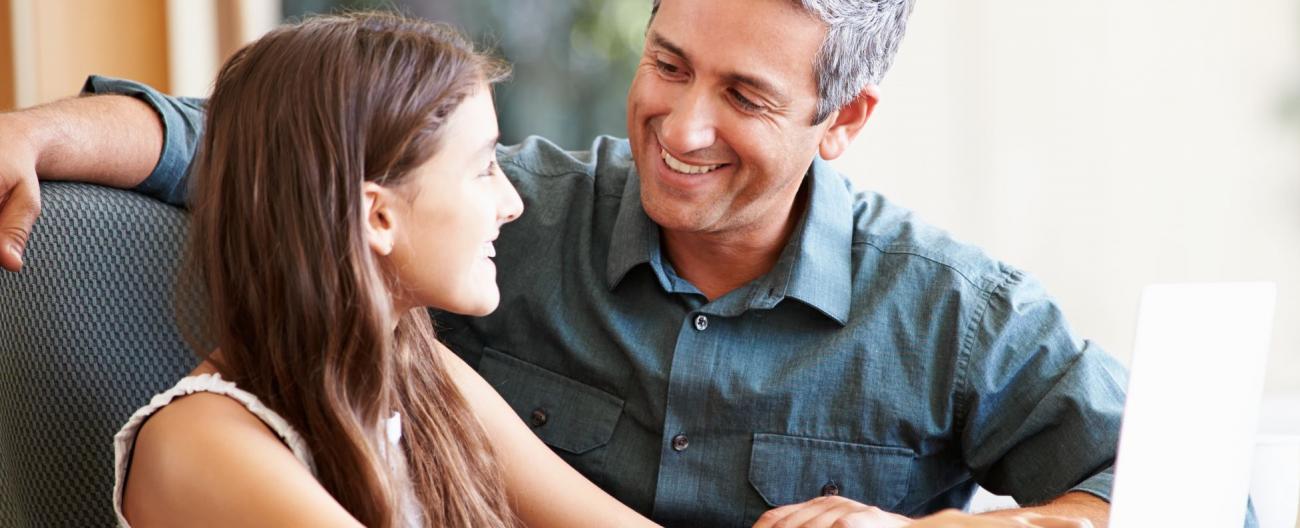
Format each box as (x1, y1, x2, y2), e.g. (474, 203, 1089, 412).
(660, 148, 727, 174)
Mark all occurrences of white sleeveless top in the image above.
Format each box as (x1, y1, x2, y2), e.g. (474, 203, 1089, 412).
(112, 373, 420, 527)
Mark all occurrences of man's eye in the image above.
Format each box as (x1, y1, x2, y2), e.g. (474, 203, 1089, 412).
(479, 160, 498, 178)
(729, 89, 764, 113)
(655, 60, 683, 77)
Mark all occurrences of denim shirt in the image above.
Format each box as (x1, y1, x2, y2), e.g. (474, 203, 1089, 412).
(86, 75, 1130, 527)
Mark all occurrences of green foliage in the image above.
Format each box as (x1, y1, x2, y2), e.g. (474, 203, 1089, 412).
(448, 0, 651, 148)
(282, 0, 652, 149)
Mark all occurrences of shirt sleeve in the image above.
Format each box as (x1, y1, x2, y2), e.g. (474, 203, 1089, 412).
(956, 269, 1129, 506)
(81, 75, 206, 208)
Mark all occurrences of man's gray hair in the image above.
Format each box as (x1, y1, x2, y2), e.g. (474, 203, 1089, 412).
(649, 0, 915, 124)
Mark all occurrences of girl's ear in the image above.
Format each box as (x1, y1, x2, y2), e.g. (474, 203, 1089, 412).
(362, 182, 398, 256)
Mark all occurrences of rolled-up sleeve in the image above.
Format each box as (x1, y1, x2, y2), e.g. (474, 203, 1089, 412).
(1067, 464, 1114, 501)
(81, 75, 205, 208)
(957, 269, 1129, 506)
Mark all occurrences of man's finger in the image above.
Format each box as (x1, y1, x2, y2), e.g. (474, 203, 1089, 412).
(772, 497, 844, 527)
(841, 505, 914, 528)
(1026, 517, 1092, 528)
(753, 503, 800, 528)
(753, 497, 837, 528)
(804, 501, 901, 528)
(0, 178, 41, 272)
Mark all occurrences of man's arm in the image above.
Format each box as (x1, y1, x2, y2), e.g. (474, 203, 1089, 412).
(980, 491, 1107, 527)
(753, 495, 1100, 528)
(0, 76, 204, 272)
(0, 94, 161, 270)
(957, 270, 1128, 527)
(753, 272, 1123, 528)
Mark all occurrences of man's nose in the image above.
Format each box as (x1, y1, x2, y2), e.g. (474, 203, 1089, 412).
(658, 85, 717, 155)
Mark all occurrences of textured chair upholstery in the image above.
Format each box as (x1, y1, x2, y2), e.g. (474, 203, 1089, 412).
(0, 182, 204, 527)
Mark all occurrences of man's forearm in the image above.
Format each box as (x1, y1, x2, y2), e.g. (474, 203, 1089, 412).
(10, 94, 162, 188)
(980, 491, 1108, 527)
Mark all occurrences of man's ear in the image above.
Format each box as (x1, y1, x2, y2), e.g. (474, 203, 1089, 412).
(818, 84, 881, 161)
(362, 181, 398, 256)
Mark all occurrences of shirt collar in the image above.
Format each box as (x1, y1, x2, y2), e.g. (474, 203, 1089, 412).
(605, 168, 658, 290)
(751, 158, 854, 325)
(605, 158, 855, 325)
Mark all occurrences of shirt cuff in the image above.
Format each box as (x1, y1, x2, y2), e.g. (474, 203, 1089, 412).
(80, 75, 203, 208)
(1066, 465, 1114, 503)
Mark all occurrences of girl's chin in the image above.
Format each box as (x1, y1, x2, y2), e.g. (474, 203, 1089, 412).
(420, 285, 499, 317)
(460, 300, 499, 317)
(457, 286, 501, 317)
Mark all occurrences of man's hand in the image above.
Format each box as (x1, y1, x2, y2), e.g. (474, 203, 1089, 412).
(754, 496, 913, 528)
(0, 111, 43, 272)
(0, 93, 167, 272)
(910, 510, 1093, 528)
(975, 492, 1107, 528)
(753, 497, 1095, 528)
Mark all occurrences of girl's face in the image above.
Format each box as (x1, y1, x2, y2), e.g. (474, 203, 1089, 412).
(367, 86, 524, 316)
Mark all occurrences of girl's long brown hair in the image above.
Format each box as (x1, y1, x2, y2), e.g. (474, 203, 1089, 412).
(187, 13, 516, 527)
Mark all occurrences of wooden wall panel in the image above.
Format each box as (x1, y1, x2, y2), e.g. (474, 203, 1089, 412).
(28, 0, 169, 104)
(0, 0, 14, 110)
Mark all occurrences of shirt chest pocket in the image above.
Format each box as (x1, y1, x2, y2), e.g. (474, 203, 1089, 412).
(478, 347, 624, 455)
(749, 433, 915, 514)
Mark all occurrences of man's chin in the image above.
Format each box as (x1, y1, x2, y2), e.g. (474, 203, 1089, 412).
(640, 197, 717, 235)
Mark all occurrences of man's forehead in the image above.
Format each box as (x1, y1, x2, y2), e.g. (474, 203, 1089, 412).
(646, 0, 825, 95)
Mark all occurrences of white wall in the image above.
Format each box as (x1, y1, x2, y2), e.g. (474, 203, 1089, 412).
(165, 0, 281, 98)
(834, 0, 1300, 397)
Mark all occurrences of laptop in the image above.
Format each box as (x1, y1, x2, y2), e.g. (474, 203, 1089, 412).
(1108, 283, 1277, 528)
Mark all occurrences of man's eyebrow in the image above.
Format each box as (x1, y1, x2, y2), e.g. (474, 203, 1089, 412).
(648, 32, 690, 63)
(649, 31, 786, 102)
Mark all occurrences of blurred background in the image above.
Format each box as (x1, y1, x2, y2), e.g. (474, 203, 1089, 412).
(1, 0, 1298, 514)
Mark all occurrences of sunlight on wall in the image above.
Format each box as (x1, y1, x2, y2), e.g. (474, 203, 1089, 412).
(9, 0, 169, 105)
(836, 0, 1300, 395)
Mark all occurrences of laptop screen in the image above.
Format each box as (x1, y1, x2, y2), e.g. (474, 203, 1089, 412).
(1109, 283, 1275, 528)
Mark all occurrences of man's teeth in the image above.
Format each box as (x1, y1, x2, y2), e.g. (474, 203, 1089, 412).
(661, 149, 721, 175)
(485, 242, 495, 258)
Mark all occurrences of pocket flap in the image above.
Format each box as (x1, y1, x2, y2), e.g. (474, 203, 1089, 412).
(749, 433, 915, 512)
(478, 347, 624, 455)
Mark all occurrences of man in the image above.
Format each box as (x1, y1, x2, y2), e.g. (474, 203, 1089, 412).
(0, 1, 1127, 526)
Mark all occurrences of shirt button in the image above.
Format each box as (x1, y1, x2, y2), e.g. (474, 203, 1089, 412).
(529, 408, 549, 428)
(821, 481, 840, 496)
(671, 433, 690, 452)
(693, 314, 709, 331)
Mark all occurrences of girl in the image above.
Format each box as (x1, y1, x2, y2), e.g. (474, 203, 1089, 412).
(113, 13, 656, 528)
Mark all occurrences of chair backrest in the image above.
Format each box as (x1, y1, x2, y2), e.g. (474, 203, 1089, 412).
(0, 182, 203, 527)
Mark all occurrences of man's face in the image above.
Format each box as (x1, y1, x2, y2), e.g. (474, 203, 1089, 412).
(627, 0, 833, 237)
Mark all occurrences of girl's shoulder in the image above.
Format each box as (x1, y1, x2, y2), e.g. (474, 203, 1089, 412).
(117, 370, 359, 526)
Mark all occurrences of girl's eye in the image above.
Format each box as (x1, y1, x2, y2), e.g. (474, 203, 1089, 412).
(729, 89, 765, 113)
(479, 160, 498, 178)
